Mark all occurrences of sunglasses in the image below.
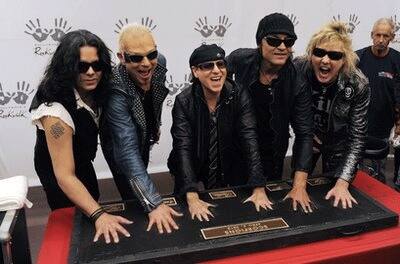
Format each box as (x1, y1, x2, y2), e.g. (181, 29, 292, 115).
(78, 61, 103, 73)
(196, 60, 226, 71)
(312, 48, 344, 60)
(124, 50, 158, 63)
(264, 36, 296, 48)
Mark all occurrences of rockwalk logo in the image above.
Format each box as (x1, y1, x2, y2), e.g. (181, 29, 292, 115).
(332, 14, 360, 34)
(165, 74, 191, 107)
(114, 17, 158, 34)
(194, 15, 232, 45)
(286, 14, 299, 27)
(24, 18, 72, 56)
(0, 81, 34, 119)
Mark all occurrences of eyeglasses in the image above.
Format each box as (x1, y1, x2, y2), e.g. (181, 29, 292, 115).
(312, 48, 344, 60)
(124, 50, 158, 63)
(196, 60, 226, 71)
(78, 61, 103, 73)
(264, 36, 296, 48)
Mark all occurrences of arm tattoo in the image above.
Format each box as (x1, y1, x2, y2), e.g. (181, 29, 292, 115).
(50, 121, 65, 139)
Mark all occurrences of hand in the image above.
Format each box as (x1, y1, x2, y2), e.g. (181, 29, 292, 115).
(284, 172, 313, 213)
(194, 17, 214, 38)
(243, 187, 273, 211)
(0, 83, 15, 105)
(13, 81, 34, 105)
(325, 179, 358, 209)
(187, 192, 216, 222)
(214, 15, 232, 37)
(50, 18, 72, 42)
(147, 203, 183, 234)
(24, 18, 53, 42)
(93, 212, 133, 243)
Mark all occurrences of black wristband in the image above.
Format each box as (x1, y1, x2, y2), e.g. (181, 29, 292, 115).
(90, 207, 105, 223)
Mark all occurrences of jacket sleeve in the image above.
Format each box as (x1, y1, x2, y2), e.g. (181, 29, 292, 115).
(226, 51, 238, 79)
(104, 91, 163, 212)
(237, 87, 266, 186)
(335, 74, 370, 182)
(290, 79, 314, 174)
(170, 96, 199, 194)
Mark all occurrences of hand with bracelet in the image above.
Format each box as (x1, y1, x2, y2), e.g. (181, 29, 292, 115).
(91, 207, 133, 243)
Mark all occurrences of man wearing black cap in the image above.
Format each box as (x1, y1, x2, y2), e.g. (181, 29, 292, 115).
(168, 44, 272, 221)
(226, 13, 314, 212)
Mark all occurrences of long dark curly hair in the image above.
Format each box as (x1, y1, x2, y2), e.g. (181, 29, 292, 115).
(30, 29, 112, 112)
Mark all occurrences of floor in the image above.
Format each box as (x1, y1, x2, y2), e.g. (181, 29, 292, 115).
(25, 158, 398, 263)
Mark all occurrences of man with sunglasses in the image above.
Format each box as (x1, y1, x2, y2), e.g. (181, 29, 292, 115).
(356, 18, 400, 187)
(226, 13, 314, 213)
(100, 24, 182, 234)
(168, 44, 272, 222)
(294, 21, 370, 209)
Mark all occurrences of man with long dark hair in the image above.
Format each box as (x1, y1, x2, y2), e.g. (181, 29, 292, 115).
(100, 24, 182, 234)
(30, 30, 132, 243)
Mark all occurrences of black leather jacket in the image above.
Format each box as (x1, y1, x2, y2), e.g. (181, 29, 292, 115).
(294, 57, 370, 182)
(168, 79, 265, 195)
(226, 48, 314, 177)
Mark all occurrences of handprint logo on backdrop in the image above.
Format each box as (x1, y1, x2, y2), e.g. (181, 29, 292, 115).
(166, 75, 180, 96)
(24, 18, 53, 42)
(141, 17, 157, 31)
(114, 17, 158, 34)
(13, 81, 34, 105)
(286, 14, 299, 27)
(50, 18, 72, 42)
(165, 74, 193, 107)
(391, 15, 400, 33)
(194, 16, 232, 38)
(0, 83, 15, 106)
(332, 14, 360, 34)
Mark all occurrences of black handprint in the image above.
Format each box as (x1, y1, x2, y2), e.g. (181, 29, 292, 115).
(391, 15, 400, 33)
(287, 14, 299, 27)
(141, 17, 157, 31)
(194, 17, 214, 38)
(180, 74, 191, 91)
(50, 18, 72, 42)
(165, 75, 180, 96)
(13, 81, 34, 105)
(347, 14, 360, 34)
(24, 18, 53, 42)
(214, 15, 232, 37)
(332, 14, 342, 22)
(0, 83, 15, 106)
(114, 18, 129, 34)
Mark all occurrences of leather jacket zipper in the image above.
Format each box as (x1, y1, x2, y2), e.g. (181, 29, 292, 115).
(129, 178, 155, 210)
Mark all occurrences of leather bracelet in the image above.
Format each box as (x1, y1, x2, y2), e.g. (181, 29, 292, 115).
(90, 207, 105, 223)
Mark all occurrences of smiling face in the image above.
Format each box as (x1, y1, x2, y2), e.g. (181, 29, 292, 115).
(118, 32, 157, 90)
(192, 60, 227, 97)
(311, 40, 345, 84)
(260, 34, 293, 69)
(77, 46, 102, 94)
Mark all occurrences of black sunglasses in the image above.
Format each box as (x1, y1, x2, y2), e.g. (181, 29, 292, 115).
(78, 61, 103, 73)
(124, 50, 158, 63)
(196, 60, 226, 71)
(264, 36, 296, 48)
(312, 48, 344, 60)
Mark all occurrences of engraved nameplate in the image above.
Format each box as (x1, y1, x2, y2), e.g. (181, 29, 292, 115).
(266, 182, 292, 191)
(162, 197, 177, 206)
(102, 203, 125, 213)
(201, 218, 289, 240)
(208, 190, 237, 200)
(307, 177, 331, 186)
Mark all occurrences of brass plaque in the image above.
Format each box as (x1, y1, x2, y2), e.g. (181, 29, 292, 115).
(162, 197, 177, 206)
(307, 177, 331, 186)
(266, 182, 292, 191)
(201, 218, 289, 240)
(102, 203, 125, 213)
(209, 190, 237, 200)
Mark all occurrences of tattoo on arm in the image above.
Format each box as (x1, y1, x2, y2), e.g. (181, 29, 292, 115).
(50, 121, 65, 139)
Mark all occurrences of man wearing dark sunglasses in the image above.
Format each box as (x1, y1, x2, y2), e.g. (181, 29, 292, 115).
(294, 21, 370, 210)
(356, 18, 400, 188)
(168, 44, 272, 222)
(226, 13, 314, 213)
(100, 24, 182, 235)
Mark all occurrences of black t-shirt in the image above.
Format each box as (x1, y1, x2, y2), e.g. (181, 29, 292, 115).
(312, 80, 338, 145)
(356, 47, 400, 139)
(250, 79, 274, 154)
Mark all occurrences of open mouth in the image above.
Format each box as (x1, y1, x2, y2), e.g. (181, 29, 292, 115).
(138, 69, 152, 79)
(319, 66, 331, 76)
(210, 76, 222, 82)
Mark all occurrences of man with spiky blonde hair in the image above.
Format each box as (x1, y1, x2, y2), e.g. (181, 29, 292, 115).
(100, 23, 182, 235)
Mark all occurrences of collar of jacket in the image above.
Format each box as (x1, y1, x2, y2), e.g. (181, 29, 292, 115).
(111, 63, 168, 146)
(193, 78, 236, 107)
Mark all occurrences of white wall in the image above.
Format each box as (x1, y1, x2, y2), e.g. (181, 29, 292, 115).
(0, 0, 399, 186)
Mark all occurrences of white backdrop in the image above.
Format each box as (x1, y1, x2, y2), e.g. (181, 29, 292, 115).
(0, 0, 399, 186)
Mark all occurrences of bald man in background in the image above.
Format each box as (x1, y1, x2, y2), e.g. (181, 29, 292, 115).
(100, 24, 182, 234)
